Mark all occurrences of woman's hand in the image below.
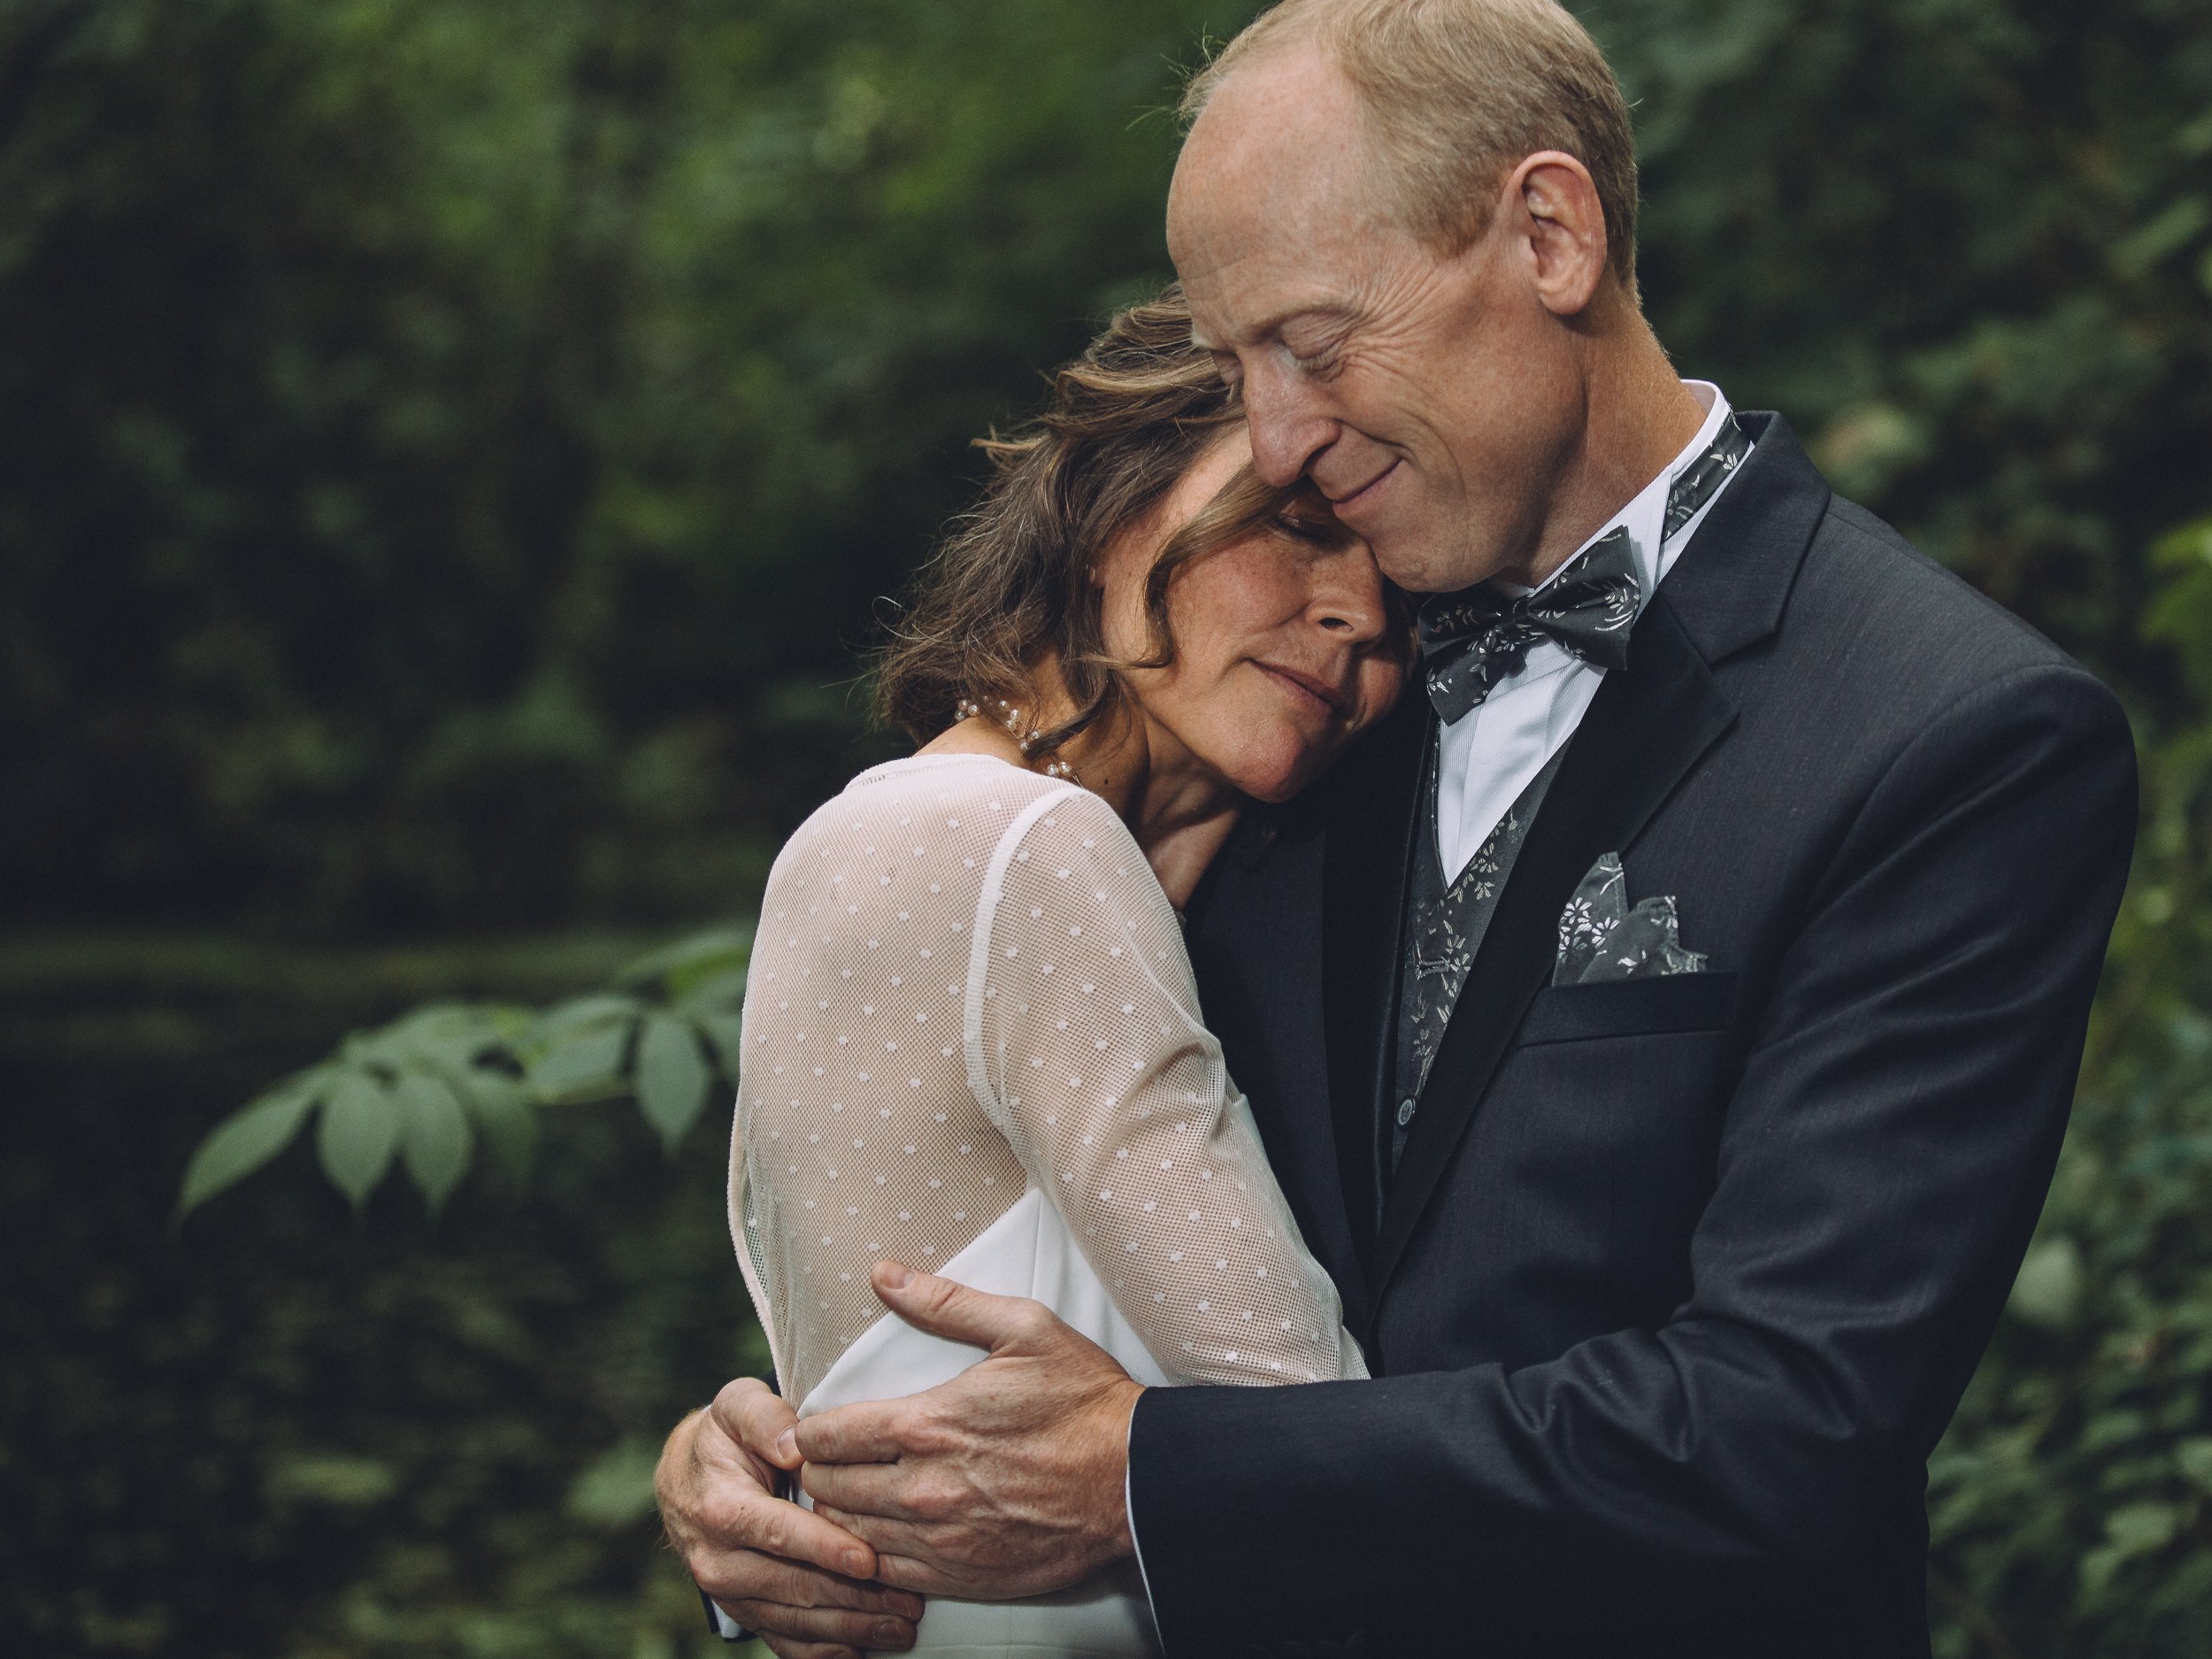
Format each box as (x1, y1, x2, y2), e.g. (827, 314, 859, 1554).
(657, 1378, 925, 1658)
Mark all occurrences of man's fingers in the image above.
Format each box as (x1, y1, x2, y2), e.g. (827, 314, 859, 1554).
(807, 1505, 969, 1594)
(692, 1549, 922, 1620)
(859, 1548, 972, 1598)
(810, 1502, 941, 1566)
(711, 1375, 803, 1471)
(761, 1639, 863, 1659)
(724, 1599, 918, 1653)
(693, 1477, 878, 1581)
(869, 1260, 1055, 1353)
(791, 1396, 911, 1467)
(800, 1458, 939, 1523)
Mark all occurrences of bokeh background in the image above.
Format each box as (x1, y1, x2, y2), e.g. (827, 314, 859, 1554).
(4, 0, 2210, 1654)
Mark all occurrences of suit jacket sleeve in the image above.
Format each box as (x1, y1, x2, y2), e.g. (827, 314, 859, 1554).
(1126, 663, 2137, 1653)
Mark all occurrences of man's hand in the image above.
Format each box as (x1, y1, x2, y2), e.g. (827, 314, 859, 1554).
(657, 1378, 925, 1659)
(795, 1262, 1145, 1599)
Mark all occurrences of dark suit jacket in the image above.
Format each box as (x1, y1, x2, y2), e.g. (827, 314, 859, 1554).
(1127, 414, 2137, 1658)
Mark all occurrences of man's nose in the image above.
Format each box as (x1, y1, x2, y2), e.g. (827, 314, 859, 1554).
(1241, 363, 1336, 488)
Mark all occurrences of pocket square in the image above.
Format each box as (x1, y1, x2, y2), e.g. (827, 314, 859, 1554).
(1555, 852, 1709, 987)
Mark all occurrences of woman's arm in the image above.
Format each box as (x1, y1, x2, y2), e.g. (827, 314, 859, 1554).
(966, 787, 1365, 1386)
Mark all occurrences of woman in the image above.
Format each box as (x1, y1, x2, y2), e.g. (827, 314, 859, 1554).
(728, 289, 1408, 1655)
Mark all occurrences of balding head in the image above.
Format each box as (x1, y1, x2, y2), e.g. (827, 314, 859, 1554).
(1167, 2, 1692, 595)
(1183, 0, 1640, 295)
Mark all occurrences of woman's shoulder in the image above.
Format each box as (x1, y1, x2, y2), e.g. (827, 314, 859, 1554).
(839, 754, 1077, 825)
(768, 756, 1087, 885)
(985, 782, 1172, 927)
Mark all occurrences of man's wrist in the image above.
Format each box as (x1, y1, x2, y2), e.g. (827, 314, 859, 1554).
(1095, 1380, 1145, 1560)
(1122, 1383, 1159, 1622)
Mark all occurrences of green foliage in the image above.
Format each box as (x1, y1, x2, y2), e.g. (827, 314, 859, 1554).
(173, 1083, 320, 1218)
(1607, 0, 2212, 699)
(2, 936, 765, 1658)
(0, 0, 1241, 934)
(175, 930, 751, 1218)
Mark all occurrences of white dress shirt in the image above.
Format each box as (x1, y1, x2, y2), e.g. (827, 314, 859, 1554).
(1435, 380, 1738, 880)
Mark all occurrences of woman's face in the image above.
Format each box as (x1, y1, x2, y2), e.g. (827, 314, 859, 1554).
(1098, 429, 1410, 804)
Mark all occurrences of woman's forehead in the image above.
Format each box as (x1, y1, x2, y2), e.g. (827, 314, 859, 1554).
(1177, 426, 1253, 504)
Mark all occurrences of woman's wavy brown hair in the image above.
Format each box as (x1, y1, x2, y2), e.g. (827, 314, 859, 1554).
(872, 285, 1350, 762)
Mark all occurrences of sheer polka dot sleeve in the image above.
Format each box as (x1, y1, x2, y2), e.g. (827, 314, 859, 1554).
(966, 787, 1368, 1386)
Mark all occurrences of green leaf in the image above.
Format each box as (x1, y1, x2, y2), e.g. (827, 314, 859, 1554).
(2081, 1502, 2183, 1596)
(617, 926, 753, 999)
(564, 1436, 662, 1528)
(318, 1071, 400, 1211)
(176, 1081, 321, 1220)
(454, 1065, 538, 1182)
(265, 1453, 400, 1510)
(2006, 1237, 2085, 1331)
(2176, 1437, 2212, 1496)
(527, 993, 642, 1045)
(385, 1001, 529, 1071)
(672, 967, 749, 1016)
(2112, 196, 2210, 279)
(395, 1070, 474, 1215)
(636, 1013, 712, 1154)
(692, 1010, 746, 1079)
(526, 1018, 634, 1104)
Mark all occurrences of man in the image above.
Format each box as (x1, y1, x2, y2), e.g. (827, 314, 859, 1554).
(658, 2, 2137, 1653)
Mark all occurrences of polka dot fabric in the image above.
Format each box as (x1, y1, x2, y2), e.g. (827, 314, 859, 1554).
(730, 754, 1365, 1406)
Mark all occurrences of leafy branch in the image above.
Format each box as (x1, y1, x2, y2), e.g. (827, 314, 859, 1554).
(174, 928, 752, 1222)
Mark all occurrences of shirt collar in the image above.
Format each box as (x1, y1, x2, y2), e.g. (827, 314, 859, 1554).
(1521, 380, 1732, 610)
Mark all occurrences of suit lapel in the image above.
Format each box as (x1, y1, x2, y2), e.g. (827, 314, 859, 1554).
(1320, 696, 1429, 1256)
(1368, 595, 1737, 1300)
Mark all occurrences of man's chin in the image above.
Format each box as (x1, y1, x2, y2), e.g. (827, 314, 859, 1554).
(1375, 537, 1485, 597)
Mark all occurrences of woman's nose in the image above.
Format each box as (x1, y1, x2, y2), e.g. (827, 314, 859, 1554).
(1310, 551, 1389, 644)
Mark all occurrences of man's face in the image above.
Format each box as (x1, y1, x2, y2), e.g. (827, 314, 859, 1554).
(1168, 47, 1585, 595)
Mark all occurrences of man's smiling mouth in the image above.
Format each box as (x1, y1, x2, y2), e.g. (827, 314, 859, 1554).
(1326, 459, 1401, 516)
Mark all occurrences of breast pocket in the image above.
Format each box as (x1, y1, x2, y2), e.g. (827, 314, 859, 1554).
(1515, 970, 1738, 1046)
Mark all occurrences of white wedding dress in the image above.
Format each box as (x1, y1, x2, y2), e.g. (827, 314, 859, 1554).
(726, 754, 1365, 1656)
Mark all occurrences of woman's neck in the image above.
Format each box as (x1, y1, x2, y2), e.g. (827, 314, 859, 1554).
(916, 676, 1241, 910)
(1071, 712, 1240, 911)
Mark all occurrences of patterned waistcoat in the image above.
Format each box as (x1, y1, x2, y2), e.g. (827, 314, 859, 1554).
(1384, 735, 1568, 1179)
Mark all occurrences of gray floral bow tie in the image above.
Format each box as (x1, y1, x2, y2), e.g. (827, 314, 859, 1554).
(1417, 412, 1753, 725)
(1417, 529, 1639, 724)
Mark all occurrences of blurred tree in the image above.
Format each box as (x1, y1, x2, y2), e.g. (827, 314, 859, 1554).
(1611, 0, 2212, 704)
(0, 0, 1244, 934)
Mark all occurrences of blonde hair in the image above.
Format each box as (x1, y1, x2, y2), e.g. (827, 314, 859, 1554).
(1182, 0, 1640, 297)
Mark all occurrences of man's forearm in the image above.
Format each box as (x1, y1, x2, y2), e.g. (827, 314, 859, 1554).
(1129, 1336, 1919, 1653)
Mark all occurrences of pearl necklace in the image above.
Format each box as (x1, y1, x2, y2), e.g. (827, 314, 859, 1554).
(956, 695, 1079, 781)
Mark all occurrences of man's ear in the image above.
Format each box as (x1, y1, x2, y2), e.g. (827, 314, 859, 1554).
(1502, 150, 1609, 318)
